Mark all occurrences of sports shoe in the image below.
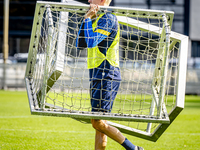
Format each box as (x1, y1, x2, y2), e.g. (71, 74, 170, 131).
(135, 146, 144, 150)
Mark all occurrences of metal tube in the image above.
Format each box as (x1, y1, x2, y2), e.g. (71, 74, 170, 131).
(157, 14, 170, 118)
(3, 0, 9, 63)
(2, 0, 9, 90)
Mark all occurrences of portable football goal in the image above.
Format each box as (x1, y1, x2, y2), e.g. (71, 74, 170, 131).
(25, 0, 188, 141)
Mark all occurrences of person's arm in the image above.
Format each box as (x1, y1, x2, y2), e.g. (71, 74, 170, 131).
(76, 4, 99, 49)
(84, 14, 114, 48)
(76, 21, 87, 49)
(76, 4, 115, 49)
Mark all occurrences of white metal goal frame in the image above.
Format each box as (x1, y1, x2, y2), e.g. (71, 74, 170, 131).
(24, 1, 188, 141)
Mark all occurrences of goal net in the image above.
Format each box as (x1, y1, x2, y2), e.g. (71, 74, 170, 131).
(25, 1, 188, 141)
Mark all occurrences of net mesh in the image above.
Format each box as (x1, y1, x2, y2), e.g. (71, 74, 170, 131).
(27, 4, 179, 132)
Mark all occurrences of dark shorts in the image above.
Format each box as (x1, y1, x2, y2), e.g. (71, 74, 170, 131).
(90, 79, 120, 112)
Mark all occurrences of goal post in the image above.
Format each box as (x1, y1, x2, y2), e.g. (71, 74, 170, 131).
(36, 4, 68, 109)
(25, 1, 188, 141)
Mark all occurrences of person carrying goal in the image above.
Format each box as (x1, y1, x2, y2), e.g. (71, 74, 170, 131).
(76, 0, 144, 150)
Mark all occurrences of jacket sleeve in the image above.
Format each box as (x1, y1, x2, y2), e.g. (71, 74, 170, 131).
(84, 15, 115, 48)
(76, 22, 87, 49)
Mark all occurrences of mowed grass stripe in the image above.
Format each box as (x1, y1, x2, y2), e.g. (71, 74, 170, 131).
(0, 90, 200, 150)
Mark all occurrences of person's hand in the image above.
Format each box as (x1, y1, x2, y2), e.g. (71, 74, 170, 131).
(85, 4, 99, 19)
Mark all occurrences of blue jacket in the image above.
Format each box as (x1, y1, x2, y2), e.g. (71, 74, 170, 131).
(76, 13, 121, 81)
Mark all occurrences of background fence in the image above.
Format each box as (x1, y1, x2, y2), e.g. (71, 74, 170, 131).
(0, 63, 200, 95)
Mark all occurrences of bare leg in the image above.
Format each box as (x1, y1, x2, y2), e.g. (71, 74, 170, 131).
(91, 119, 125, 145)
(95, 129, 107, 150)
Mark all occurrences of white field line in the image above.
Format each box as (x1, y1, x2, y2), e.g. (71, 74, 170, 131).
(0, 116, 43, 118)
(0, 128, 199, 135)
(0, 128, 94, 133)
(0, 116, 199, 135)
(165, 133, 200, 135)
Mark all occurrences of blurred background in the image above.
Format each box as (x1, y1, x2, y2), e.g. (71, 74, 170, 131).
(0, 0, 200, 94)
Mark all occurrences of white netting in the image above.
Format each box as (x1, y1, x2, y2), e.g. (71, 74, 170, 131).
(27, 4, 179, 132)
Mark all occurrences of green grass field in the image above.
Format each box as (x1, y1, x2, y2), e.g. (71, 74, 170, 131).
(0, 90, 200, 150)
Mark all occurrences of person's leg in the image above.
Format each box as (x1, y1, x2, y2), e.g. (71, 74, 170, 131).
(90, 79, 101, 112)
(91, 119, 140, 150)
(92, 80, 124, 148)
(90, 80, 107, 150)
(91, 119, 125, 144)
(91, 80, 141, 149)
(95, 123, 107, 150)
